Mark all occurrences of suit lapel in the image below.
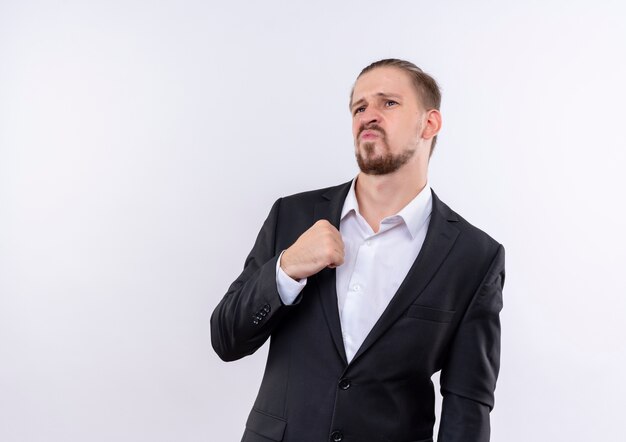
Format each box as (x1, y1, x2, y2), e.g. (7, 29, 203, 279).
(350, 189, 460, 365)
(312, 181, 352, 365)
(309, 182, 460, 367)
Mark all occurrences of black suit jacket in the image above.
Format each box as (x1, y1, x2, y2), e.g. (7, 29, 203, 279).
(211, 181, 505, 442)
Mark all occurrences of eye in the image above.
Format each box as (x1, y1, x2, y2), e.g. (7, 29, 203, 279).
(385, 100, 398, 107)
(353, 106, 365, 115)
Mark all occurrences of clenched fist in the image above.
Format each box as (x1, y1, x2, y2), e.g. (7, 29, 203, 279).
(280, 220, 345, 280)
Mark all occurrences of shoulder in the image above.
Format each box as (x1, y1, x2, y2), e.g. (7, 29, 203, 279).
(432, 189, 504, 258)
(275, 180, 352, 213)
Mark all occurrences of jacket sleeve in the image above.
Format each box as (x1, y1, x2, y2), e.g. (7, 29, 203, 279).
(437, 244, 505, 442)
(210, 198, 298, 362)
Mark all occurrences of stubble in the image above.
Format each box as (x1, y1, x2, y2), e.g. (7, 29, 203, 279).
(355, 125, 416, 175)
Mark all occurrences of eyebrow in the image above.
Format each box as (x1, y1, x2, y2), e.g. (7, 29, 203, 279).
(351, 93, 402, 111)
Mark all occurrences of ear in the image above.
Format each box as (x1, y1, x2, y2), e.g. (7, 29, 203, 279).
(421, 109, 442, 140)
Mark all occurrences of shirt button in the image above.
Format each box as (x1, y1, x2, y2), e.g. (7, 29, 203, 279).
(352, 284, 361, 292)
(365, 240, 372, 246)
(330, 430, 343, 441)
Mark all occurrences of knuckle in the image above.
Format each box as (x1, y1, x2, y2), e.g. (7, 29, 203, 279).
(319, 220, 333, 231)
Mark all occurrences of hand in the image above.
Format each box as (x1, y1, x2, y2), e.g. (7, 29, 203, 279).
(280, 220, 344, 280)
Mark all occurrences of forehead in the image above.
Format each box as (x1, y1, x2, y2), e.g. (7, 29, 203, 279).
(352, 66, 418, 103)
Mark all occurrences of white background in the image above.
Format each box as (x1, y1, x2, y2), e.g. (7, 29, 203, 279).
(1, 1, 625, 441)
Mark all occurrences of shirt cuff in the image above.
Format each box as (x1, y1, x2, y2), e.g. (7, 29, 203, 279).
(276, 250, 307, 305)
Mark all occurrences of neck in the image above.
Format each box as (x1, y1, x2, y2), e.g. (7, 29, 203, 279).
(355, 164, 428, 232)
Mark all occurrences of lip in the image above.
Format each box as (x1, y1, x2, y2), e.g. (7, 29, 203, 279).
(360, 130, 380, 140)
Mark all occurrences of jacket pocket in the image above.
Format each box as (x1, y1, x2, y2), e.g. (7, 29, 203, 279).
(244, 408, 286, 441)
(406, 305, 455, 323)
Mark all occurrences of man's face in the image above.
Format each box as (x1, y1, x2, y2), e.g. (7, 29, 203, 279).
(350, 67, 425, 175)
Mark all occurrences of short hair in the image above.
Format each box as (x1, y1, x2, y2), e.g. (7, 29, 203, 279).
(350, 58, 442, 156)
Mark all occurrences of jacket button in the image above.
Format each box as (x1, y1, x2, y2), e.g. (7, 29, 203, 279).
(338, 378, 351, 390)
(330, 430, 343, 441)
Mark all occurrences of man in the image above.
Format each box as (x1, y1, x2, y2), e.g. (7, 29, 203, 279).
(211, 59, 505, 442)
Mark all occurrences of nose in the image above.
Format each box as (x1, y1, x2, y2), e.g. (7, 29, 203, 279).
(359, 106, 380, 126)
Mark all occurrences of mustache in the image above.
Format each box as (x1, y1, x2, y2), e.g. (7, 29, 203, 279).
(358, 123, 386, 139)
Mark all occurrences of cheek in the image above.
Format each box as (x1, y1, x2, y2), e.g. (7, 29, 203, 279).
(413, 118, 424, 136)
(398, 121, 420, 142)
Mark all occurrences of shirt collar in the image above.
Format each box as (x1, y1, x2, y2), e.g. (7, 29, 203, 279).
(340, 175, 433, 239)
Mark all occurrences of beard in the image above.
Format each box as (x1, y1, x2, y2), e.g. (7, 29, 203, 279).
(355, 137, 416, 176)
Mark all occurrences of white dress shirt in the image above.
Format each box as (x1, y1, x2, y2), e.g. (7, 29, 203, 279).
(276, 177, 433, 362)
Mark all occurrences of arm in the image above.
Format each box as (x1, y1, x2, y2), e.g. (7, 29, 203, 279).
(210, 199, 344, 362)
(210, 198, 292, 362)
(437, 244, 505, 442)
